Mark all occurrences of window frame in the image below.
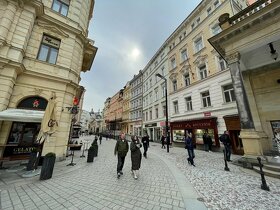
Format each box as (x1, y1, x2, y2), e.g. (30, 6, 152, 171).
(37, 34, 60, 64)
(185, 96, 193, 111)
(194, 37, 203, 53)
(223, 84, 236, 103)
(52, 0, 70, 16)
(173, 101, 179, 114)
(199, 64, 207, 80)
(201, 91, 211, 108)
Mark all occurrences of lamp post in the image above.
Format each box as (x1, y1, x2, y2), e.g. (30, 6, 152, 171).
(156, 73, 169, 153)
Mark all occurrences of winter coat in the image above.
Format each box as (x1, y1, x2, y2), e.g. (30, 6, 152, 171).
(130, 140, 142, 170)
(220, 134, 231, 146)
(203, 134, 212, 145)
(185, 136, 193, 150)
(142, 136, 149, 146)
(114, 139, 129, 157)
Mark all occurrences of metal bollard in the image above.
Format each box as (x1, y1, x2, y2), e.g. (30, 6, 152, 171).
(223, 149, 230, 171)
(257, 157, 270, 191)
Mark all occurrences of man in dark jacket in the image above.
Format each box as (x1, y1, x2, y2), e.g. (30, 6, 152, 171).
(142, 133, 149, 158)
(220, 130, 232, 161)
(114, 133, 129, 178)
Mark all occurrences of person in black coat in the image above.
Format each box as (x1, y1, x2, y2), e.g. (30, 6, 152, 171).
(142, 133, 149, 158)
(99, 135, 102, 145)
(185, 131, 195, 166)
(161, 135, 166, 149)
(203, 130, 212, 152)
(219, 130, 232, 161)
(130, 136, 142, 179)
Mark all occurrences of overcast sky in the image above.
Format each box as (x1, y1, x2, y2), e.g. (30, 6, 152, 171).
(80, 0, 202, 112)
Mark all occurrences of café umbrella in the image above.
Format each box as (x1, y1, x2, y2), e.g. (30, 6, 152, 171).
(36, 93, 58, 144)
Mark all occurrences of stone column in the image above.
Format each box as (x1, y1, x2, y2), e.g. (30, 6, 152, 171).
(226, 52, 265, 156)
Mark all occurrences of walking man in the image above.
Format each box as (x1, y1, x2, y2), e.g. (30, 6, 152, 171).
(219, 130, 232, 161)
(185, 130, 195, 166)
(161, 134, 166, 149)
(142, 133, 150, 158)
(99, 134, 102, 145)
(114, 133, 129, 178)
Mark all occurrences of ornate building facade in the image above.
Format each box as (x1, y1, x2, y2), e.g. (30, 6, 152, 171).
(0, 0, 97, 160)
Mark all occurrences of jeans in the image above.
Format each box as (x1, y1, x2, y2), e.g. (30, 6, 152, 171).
(143, 144, 148, 157)
(204, 143, 209, 151)
(117, 155, 126, 173)
(187, 148, 195, 165)
(224, 144, 231, 161)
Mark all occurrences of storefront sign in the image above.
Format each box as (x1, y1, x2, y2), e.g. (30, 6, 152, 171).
(145, 123, 157, 127)
(204, 112, 211, 117)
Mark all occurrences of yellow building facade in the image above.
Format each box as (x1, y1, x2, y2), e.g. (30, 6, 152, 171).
(0, 0, 97, 160)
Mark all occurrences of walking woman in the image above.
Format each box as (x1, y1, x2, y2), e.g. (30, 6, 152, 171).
(130, 136, 142, 179)
(185, 131, 195, 166)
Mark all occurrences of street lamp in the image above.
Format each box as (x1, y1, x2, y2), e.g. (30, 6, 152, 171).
(156, 73, 170, 153)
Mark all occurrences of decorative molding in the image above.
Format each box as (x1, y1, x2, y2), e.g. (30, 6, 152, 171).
(34, 88, 43, 95)
(169, 73, 178, 81)
(179, 64, 191, 75)
(17, 0, 24, 8)
(193, 54, 208, 66)
(36, 20, 69, 38)
(225, 52, 240, 64)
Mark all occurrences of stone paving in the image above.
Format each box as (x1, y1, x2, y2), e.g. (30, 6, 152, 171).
(0, 136, 280, 210)
(151, 144, 280, 210)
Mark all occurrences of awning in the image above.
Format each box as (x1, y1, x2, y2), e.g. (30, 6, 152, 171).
(0, 109, 44, 123)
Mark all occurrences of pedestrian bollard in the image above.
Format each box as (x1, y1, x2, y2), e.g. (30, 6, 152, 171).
(223, 149, 230, 171)
(257, 157, 270, 191)
(80, 142, 86, 158)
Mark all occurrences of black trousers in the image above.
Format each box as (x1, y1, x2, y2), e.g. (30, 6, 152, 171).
(117, 155, 126, 173)
(143, 144, 148, 157)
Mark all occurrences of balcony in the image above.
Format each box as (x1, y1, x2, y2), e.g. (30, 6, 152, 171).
(81, 39, 98, 72)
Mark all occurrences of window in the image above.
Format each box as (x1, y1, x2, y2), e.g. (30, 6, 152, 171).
(218, 56, 227, 71)
(194, 37, 203, 53)
(201, 91, 211, 107)
(196, 17, 201, 24)
(172, 80, 177, 91)
(161, 66, 165, 76)
(212, 24, 221, 35)
(149, 110, 152, 120)
(214, 0, 220, 8)
(184, 73, 190, 87)
(146, 112, 148, 121)
(149, 92, 153, 104)
(173, 101, 179, 114)
(149, 79, 152, 88)
(162, 105, 166, 117)
(155, 89, 159, 101)
(37, 35, 60, 64)
(223, 84, 236, 103)
(155, 108, 159, 119)
(207, 7, 212, 15)
(171, 58, 176, 69)
(185, 97, 193, 111)
(52, 0, 70, 16)
(199, 65, 207, 80)
(181, 49, 188, 62)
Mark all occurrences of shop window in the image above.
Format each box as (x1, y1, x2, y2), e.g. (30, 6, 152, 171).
(223, 84, 236, 103)
(195, 129, 214, 144)
(18, 96, 48, 110)
(37, 35, 60, 64)
(52, 0, 70, 16)
(173, 130, 185, 142)
(201, 91, 211, 107)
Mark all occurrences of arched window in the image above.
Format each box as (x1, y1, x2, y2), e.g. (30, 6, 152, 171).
(17, 96, 48, 110)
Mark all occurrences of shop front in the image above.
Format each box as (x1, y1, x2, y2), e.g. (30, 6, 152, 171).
(223, 115, 243, 155)
(0, 96, 47, 159)
(170, 117, 219, 148)
(143, 123, 157, 141)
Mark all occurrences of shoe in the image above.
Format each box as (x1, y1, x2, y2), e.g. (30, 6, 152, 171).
(117, 172, 121, 179)
(120, 171, 123, 175)
(187, 158, 191, 165)
(227, 160, 232, 162)
(192, 164, 196, 167)
(134, 175, 138, 180)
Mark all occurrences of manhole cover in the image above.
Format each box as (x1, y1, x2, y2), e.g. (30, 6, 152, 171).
(197, 197, 205, 202)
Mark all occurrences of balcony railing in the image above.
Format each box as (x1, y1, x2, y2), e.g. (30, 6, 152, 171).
(229, 0, 274, 25)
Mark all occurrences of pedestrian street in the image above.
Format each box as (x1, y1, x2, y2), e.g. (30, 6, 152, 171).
(1, 136, 280, 210)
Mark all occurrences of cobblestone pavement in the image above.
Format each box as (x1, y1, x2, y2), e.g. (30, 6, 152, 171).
(0, 137, 205, 210)
(150, 143, 280, 210)
(1, 137, 280, 210)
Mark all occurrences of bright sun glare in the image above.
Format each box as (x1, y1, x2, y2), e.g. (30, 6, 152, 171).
(131, 48, 140, 58)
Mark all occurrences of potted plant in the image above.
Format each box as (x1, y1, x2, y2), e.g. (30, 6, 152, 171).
(92, 140, 98, 157)
(40, 152, 56, 180)
(87, 146, 94, 162)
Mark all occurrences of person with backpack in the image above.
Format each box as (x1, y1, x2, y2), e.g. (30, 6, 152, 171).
(219, 130, 232, 161)
(185, 130, 195, 166)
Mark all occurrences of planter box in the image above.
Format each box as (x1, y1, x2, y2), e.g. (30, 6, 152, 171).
(40, 156, 56, 180)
